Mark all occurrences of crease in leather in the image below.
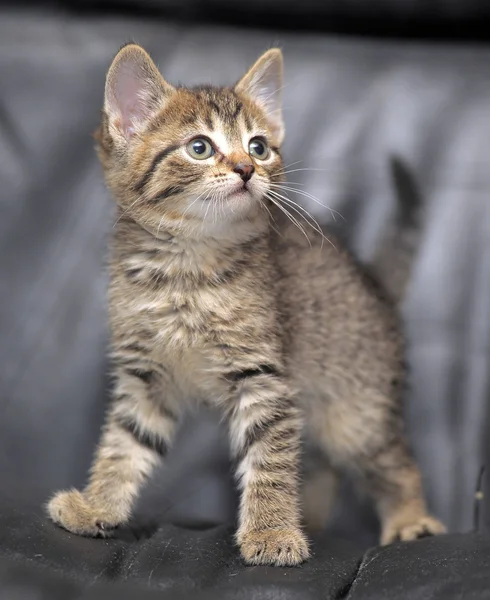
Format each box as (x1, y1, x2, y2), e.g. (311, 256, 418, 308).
(335, 548, 377, 599)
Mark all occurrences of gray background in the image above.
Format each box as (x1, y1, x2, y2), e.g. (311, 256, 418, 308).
(1, 8, 489, 544)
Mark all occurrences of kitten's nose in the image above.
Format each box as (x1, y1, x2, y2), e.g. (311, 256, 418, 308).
(233, 162, 255, 182)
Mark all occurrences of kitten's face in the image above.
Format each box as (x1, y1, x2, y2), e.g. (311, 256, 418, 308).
(98, 45, 285, 238)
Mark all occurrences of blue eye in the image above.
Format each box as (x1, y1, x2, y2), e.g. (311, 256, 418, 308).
(249, 138, 270, 160)
(187, 138, 214, 160)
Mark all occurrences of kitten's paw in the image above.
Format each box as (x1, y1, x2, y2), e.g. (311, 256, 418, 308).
(238, 528, 310, 566)
(47, 490, 120, 538)
(381, 515, 446, 545)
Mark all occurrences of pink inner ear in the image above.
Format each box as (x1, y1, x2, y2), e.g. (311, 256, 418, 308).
(110, 62, 152, 137)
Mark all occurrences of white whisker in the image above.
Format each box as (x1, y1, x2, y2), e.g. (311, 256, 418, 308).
(156, 214, 165, 237)
(259, 198, 282, 238)
(113, 195, 144, 227)
(277, 159, 305, 171)
(267, 189, 324, 240)
(176, 189, 210, 233)
(265, 193, 312, 247)
(266, 189, 337, 251)
(272, 167, 326, 177)
(268, 183, 345, 222)
(270, 194, 324, 238)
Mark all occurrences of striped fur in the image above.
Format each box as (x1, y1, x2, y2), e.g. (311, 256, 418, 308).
(47, 45, 445, 565)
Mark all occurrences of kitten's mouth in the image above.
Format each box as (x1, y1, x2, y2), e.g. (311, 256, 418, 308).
(226, 182, 251, 199)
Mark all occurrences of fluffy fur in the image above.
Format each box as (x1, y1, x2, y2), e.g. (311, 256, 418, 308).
(47, 44, 445, 566)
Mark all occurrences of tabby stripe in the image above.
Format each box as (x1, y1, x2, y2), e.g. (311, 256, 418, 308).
(257, 458, 295, 475)
(217, 343, 255, 353)
(160, 404, 180, 423)
(140, 264, 247, 289)
(231, 101, 243, 120)
(266, 426, 299, 450)
(115, 415, 168, 456)
(125, 368, 153, 384)
(119, 369, 179, 422)
(209, 100, 220, 114)
(235, 410, 295, 464)
(244, 113, 252, 131)
(204, 113, 214, 130)
(180, 174, 201, 184)
(209, 265, 244, 287)
(226, 364, 279, 382)
(180, 114, 197, 127)
(252, 479, 295, 494)
(234, 461, 294, 487)
(143, 248, 164, 256)
(125, 267, 143, 279)
(134, 144, 180, 193)
(148, 185, 185, 203)
(121, 342, 148, 353)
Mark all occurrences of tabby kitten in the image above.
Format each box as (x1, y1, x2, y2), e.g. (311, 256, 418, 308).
(47, 44, 445, 566)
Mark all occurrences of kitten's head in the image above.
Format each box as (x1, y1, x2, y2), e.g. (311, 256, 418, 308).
(96, 43, 285, 239)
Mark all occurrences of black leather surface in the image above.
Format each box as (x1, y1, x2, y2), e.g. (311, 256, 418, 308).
(1, 2, 490, 598)
(346, 532, 490, 600)
(1, 495, 490, 599)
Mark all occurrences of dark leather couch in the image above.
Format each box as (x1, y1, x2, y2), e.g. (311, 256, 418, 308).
(1, 1, 490, 597)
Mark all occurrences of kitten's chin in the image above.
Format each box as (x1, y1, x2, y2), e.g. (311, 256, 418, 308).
(184, 190, 261, 224)
(225, 188, 257, 209)
(226, 188, 251, 200)
(219, 192, 262, 222)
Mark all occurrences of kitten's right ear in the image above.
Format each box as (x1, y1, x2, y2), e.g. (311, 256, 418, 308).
(104, 44, 175, 142)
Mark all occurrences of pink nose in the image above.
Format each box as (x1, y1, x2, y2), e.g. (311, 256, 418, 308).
(233, 162, 255, 182)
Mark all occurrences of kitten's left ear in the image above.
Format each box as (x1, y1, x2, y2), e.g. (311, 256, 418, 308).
(235, 49, 284, 144)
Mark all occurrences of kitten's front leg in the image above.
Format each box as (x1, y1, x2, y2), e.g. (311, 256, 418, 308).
(227, 371, 309, 566)
(47, 363, 179, 537)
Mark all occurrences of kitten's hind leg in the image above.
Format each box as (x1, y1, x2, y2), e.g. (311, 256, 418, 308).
(47, 365, 179, 537)
(363, 440, 447, 545)
(302, 448, 339, 532)
(312, 389, 446, 545)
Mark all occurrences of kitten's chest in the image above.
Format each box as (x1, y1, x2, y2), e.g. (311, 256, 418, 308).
(150, 283, 240, 348)
(136, 282, 258, 400)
